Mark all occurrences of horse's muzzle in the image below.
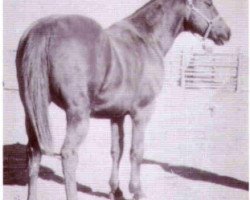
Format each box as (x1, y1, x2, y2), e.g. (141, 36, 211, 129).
(212, 19, 231, 45)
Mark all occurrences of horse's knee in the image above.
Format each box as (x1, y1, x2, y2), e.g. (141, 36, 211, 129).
(111, 148, 120, 160)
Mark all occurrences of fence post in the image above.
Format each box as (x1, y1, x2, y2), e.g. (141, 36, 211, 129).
(235, 50, 241, 92)
(180, 50, 185, 88)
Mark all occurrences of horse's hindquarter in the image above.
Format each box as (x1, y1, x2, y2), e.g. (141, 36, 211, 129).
(47, 15, 106, 108)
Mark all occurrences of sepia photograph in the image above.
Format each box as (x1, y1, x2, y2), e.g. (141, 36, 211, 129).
(3, 0, 249, 199)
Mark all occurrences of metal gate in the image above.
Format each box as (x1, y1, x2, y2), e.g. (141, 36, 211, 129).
(180, 52, 240, 91)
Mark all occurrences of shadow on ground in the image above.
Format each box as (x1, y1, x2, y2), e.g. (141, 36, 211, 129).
(3, 143, 109, 199)
(143, 159, 249, 191)
(4, 143, 248, 199)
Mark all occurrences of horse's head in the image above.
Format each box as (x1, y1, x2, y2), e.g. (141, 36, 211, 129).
(183, 0, 231, 45)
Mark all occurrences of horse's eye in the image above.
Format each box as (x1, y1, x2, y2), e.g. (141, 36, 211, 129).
(204, 1, 213, 7)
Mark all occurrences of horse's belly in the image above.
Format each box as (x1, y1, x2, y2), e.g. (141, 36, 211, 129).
(90, 87, 134, 118)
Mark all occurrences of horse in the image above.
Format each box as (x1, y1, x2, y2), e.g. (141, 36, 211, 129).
(16, 0, 230, 199)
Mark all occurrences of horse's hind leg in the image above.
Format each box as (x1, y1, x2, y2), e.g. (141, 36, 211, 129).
(61, 106, 90, 200)
(26, 116, 42, 200)
(109, 117, 125, 200)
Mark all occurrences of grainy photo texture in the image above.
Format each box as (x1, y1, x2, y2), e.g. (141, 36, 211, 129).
(3, 0, 248, 200)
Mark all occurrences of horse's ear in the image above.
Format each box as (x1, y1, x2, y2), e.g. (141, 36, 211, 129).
(145, 3, 164, 27)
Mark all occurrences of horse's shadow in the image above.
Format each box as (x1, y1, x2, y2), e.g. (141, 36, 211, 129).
(3, 143, 109, 199)
(143, 159, 249, 191)
(4, 143, 248, 199)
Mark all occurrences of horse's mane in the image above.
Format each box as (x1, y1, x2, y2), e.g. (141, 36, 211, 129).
(130, 0, 184, 17)
(130, 0, 159, 17)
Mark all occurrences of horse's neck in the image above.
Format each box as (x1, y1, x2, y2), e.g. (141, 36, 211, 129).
(157, 13, 185, 55)
(126, 0, 185, 56)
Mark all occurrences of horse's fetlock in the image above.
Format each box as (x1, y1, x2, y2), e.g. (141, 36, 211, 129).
(129, 181, 141, 194)
(109, 178, 119, 192)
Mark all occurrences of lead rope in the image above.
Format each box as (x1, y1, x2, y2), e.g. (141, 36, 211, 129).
(186, 0, 221, 52)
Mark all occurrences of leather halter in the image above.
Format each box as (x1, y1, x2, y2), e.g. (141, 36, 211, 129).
(187, 0, 221, 41)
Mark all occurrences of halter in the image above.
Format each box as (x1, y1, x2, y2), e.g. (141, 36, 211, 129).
(186, 0, 221, 41)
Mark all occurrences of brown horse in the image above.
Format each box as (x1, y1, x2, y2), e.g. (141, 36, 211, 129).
(16, 0, 230, 199)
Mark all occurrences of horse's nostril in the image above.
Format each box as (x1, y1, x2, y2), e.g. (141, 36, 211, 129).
(221, 29, 231, 42)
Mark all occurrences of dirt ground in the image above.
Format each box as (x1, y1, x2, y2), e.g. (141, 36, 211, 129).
(3, 86, 248, 200)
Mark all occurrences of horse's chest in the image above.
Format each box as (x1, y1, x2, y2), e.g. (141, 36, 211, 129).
(135, 61, 165, 108)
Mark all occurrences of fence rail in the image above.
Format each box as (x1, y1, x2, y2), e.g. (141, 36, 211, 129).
(179, 52, 240, 91)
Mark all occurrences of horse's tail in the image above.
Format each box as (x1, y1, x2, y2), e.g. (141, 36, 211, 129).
(16, 30, 52, 153)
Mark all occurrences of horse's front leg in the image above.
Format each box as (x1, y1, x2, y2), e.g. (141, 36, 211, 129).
(109, 117, 125, 200)
(129, 104, 154, 200)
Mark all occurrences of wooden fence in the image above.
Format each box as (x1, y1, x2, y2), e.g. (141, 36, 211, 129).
(179, 52, 240, 91)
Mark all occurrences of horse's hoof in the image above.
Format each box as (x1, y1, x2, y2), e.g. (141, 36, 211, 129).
(109, 188, 124, 200)
(109, 194, 125, 200)
(132, 192, 146, 200)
